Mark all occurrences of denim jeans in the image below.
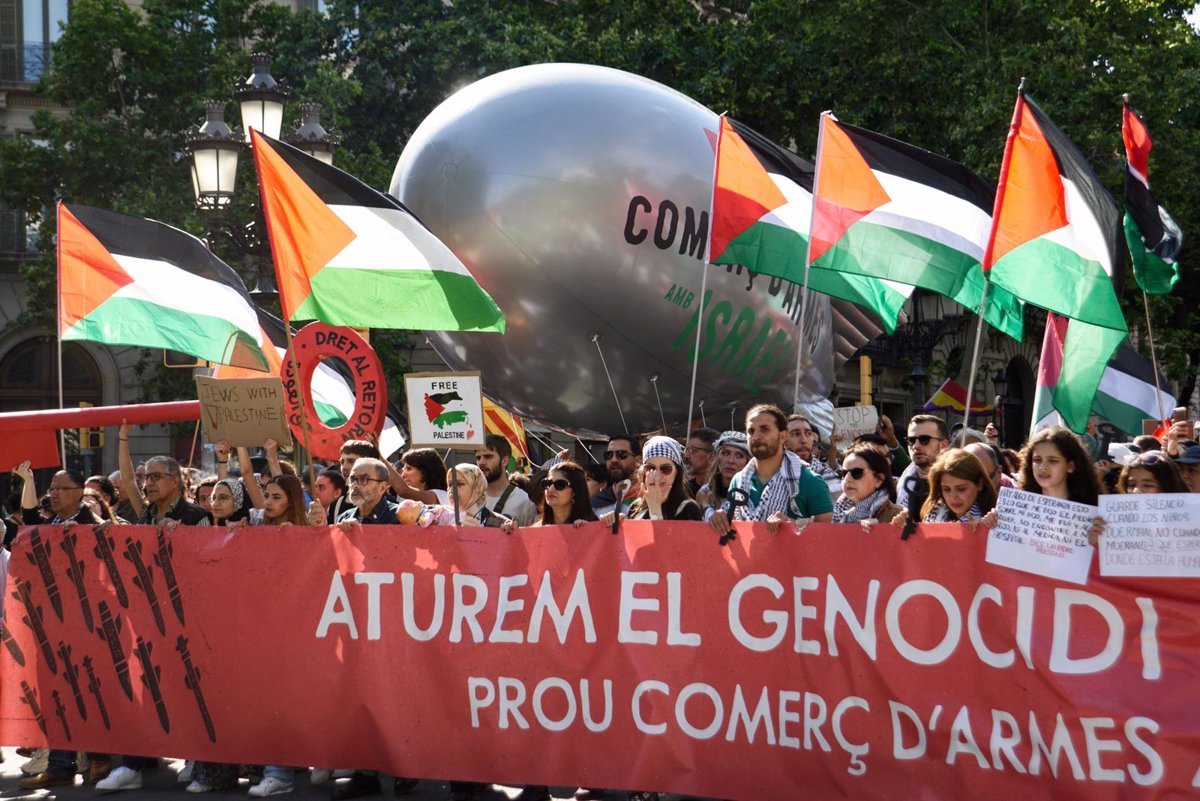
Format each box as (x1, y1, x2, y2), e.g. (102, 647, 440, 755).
(264, 766, 295, 783)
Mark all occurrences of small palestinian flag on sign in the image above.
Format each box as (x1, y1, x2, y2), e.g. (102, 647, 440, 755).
(708, 115, 912, 332)
(807, 114, 1023, 340)
(57, 202, 269, 370)
(252, 130, 505, 333)
(1122, 100, 1182, 295)
(984, 93, 1127, 334)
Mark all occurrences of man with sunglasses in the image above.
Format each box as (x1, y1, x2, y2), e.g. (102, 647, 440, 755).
(592, 434, 642, 517)
(895, 415, 949, 508)
(337, 457, 402, 526)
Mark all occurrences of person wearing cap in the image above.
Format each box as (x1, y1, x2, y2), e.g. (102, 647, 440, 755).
(709, 404, 834, 536)
(1175, 444, 1200, 493)
(606, 437, 703, 522)
(696, 431, 751, 517)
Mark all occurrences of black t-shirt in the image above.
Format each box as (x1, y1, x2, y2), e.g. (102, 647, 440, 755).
(139, 495, 211, 526)
(629, 498, 704, 522)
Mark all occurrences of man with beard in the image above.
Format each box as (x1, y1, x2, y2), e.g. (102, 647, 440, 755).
(708, 404, 832, 536)
(895, 414, 949, 509)
(591, 433, 642, 517)
(785, 413, 838, 486)
(337, 458, 401, 525)
(478, 435, 537, 527)
(684, 427, 720, 497)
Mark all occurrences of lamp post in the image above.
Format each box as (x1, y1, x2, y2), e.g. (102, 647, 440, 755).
(235, 53, 290, 142)
(287, 103, 340, 165)
(186, 102, 241, 214)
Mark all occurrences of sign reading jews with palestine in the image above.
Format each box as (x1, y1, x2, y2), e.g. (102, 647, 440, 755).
(404, 371, 485, 448)
(3, 522, 1199, 800)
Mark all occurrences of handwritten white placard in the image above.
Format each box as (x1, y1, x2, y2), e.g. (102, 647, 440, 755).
(1098, 493, 1200, 578)
(985, 487, 1096, 585)
(832, 405, 879, 445)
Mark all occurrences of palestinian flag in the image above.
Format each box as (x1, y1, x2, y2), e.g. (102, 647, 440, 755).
(984, 93, 1127, 334)
(1122, 100, 1182, 295)
(1093, 343, 1177, 437)
(251, 131, 505, 332)
(923, 378, 994, 414)
(57, 202, 268, 370)
(213, 309, 408, 459)
(483, 397, 530, 468)
(808, 115, 1023, 340)
(1032, 312, 1130, 434)
(709, 115, 912, 332)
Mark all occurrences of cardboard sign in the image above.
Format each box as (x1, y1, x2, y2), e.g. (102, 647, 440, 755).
(832, 405, 879, 444)
(1098, 493, 1200, 577)
(985, 486, 1096, 584)
(405, 371, 485, 449)
(195, 376, 292, 448)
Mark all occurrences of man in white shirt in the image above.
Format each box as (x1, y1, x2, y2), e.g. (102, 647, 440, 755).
(478, 435, 537, 527)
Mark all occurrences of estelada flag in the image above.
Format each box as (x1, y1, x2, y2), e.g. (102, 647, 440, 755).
(983, 92, 1127, 335)
(922, 378, 994, 414)
(808, 114, 1023, 341)
(57, 202, 269, 371)
(483, 397, 530, 467)
(251, 131, 505, 333)
(708, 114, 911, 333)
(1122, 99, 1182, 295)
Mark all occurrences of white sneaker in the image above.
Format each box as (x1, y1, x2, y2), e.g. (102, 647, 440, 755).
(20, 748, 48, 775)
(310, 769, 331, 785)
(178, 761, 194, 783)
(248, 777, 294, 797)
(96, 767, 143, 793)
(186, 780, 213, 794)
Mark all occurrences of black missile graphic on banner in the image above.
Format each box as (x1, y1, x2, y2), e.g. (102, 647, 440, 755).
(124, 538, 165, 635)
(96, 601, 132, 701)
(1, 625, 26, 666)
(52, 689, 72, 741)
(134, 637, 170, 733)
(83, 656, 111, 730)
(154, 528, 185, 626)
(176, 635, 216, 742)
(26, 527, 64, 622)
(57, 641, 87, 721)
(13, 579, 57, 674)
(93, 525, 129, 608)
(61, 527, 95, 632)
(19, 680, 47, 736)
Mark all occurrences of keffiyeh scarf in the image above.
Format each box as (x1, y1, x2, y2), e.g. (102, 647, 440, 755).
(729, 450, 807, 522)
(832, 488, 890, 523)
(924, 502, 983, 523)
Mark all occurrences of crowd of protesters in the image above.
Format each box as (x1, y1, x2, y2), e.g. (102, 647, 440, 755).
(3, 405, 1200, 801)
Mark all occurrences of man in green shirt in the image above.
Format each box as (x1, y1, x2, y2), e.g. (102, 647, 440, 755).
(708, 403, 833, 536)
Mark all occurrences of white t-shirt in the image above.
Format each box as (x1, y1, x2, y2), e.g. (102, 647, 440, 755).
(485, 484, 538, 527)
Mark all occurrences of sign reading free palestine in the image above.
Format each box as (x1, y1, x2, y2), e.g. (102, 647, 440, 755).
(404, 371, 485, 449)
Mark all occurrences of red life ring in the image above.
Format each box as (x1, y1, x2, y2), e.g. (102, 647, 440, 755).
(281, 323, 387, 460)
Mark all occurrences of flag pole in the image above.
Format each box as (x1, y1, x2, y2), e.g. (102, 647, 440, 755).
(971, 78, 1028, 436)
(1141, 291, 1168, 425)
(688, 113, 726, 436)
(282, 319, 319, 492)
(793, 111, 832, 410)
(55, 201, 66, 466)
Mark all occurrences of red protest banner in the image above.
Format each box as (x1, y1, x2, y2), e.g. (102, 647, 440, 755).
(2, 521, 1198, 800)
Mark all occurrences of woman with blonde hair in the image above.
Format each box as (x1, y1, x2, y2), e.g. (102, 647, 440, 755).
(894, 449, 996, 528)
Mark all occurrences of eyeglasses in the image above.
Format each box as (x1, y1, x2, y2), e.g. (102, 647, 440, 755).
(683, 446, 712, 455)
(48, 485, 82, 492)
(604, 449, 631, 461)
(837, 467, 868, 480)
(143, 472, 176, 483)
(645, 463, 675, 475)
(541, 478, 570, 491)
(906, 434, 939, 447)
(1131, 452, 1166, 466)
(350, 475, 385, 486)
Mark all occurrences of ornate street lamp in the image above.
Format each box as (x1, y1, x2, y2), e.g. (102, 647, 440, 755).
(235, 53, 290, 142)
(286, 103, 340, 165)
(186, 102, 241, 212)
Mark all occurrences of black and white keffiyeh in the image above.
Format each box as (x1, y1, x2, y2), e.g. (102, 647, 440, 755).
(832, 488, 890, 523)
(728, 450, 808, 522)
(924, 502, 983, 523)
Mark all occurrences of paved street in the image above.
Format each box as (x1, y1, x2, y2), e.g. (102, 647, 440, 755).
(0, 753, 649, 801)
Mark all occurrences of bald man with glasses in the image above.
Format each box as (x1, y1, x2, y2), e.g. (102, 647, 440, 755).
(337, 457, 402, 526)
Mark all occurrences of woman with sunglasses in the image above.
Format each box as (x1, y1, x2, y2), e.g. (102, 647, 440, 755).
(831, 446, 901, 527)
(502, 462, 596, 531)
(696, 431, 751, 519)
(625, 436, 702, 521)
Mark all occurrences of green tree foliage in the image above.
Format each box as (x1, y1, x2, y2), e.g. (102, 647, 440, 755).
(3, 0, 1197, 402)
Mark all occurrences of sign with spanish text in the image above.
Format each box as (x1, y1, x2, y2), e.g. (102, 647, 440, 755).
(985, 486, 1096, 585)
(3, 520, 1198, 799)
(832, 405, 879, 444)
(404, 371, 484, 449)
(194, 376, 292, 448)
(1098, 493, 1200, 578)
